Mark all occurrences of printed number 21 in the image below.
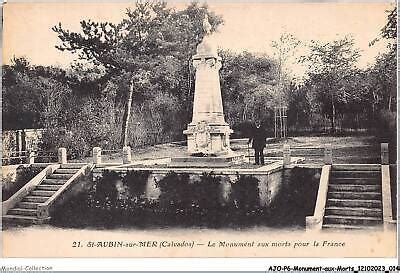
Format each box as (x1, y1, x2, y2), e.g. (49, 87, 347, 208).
(72, 241, 82, 247)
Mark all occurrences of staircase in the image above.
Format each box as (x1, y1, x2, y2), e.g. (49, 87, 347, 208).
(323, 165, 383, 229)
(3, 163, 88, 225)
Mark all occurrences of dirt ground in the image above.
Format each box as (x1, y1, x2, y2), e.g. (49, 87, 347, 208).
(95, 135, 382, 165)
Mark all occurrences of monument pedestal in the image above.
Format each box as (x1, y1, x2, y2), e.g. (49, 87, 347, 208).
(183, 121, 233, 155)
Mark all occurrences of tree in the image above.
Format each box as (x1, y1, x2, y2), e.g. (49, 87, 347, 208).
(220, 50, 278, 126)
(301, 36, 361, 132)
(2, 57, 71, 130)
(270, 32, 300, 106)
(370, 5, 397, 112)
(52, 1, 223, 148)
(381, 6, 397, 41)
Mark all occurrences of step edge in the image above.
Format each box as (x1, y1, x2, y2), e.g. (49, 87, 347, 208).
(324, 215, 382, 220)
(327, 198, 381, 202)
(8, 208, 37, 212)
(322, 224, 382, 229)
(3, 215, 38, 220)
(325, 206, 382, 211)
(328, 191, 381, 194)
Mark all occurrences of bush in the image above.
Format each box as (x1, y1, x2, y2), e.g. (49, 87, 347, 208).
(56, 170, 271, 228)
(2, 165, 43, 201)
(192, 172, 221, 209)
(123, 170, 150, 198)
(89, 170, 120, 209)
(156, 172, 191, 208)
(231, 175, 260, 211)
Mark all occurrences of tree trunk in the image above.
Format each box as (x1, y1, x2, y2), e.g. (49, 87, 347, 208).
(121, 77, 134, 147)
(331, 94, 336, 134)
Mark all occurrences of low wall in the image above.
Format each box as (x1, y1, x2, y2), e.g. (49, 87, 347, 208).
(93, 167, 283, 207)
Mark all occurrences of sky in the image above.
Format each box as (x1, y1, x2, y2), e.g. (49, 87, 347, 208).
(2, 1, 395, 77)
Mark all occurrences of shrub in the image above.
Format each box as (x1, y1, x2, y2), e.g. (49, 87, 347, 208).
(123, 170, 150, 198)
(2, 165, 42, 201)
(156, 172, 192, 208)
(231, 175, 260, 210)
(89, 170, 120, 209)
(193, 172, 221, 209)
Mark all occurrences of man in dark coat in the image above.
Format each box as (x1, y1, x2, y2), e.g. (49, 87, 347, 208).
(248, 121, 267, 165)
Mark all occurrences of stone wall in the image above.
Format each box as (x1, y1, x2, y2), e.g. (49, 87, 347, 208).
(93, 168, 284, 207)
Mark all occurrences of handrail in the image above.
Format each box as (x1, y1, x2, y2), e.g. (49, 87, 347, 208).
(2, 164, 60, 215)
(381, 165, 395, 229)
(306, 164, 331, 230)
(37, 163, 93, 219)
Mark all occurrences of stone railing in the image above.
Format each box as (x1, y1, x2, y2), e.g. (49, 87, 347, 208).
(36, 163, 94, 219)
(2, 146, 133, 166)
(380, 143, 395, 230)
(283, 144, 332, 167)
(2, 164, 60, 215)
(92, 146, 132, 165)
(305, 164, 331, 230)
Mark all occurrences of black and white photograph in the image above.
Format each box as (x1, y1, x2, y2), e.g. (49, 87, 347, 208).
(1, 0, 397, 263)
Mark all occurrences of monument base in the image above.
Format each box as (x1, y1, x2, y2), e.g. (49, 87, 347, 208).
(183, 121, 233, 155)
(169, 153, 245, 168)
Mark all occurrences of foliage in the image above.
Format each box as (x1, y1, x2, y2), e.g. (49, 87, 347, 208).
(2, 57, 71, 130)
(156, 171, 191, 208)
(220, 50, 278, 125)
(270, 32, 301, 106)
(52, 1, 224, 147)
(90, 170, 120, 209)
(66, 170, 269, 228)
(300, 36, 361, 132)
(192, 172, 221, 209)
(123, 170, 150, 197)
(2, 166, 43, 201)
(231, 175, 260, 210)
(380, 6, 397, 41)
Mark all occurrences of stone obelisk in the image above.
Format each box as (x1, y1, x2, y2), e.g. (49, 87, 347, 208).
(183, 14, 233, 155)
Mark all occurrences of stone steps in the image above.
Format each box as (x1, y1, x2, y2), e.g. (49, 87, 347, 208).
(22, 196, 49, 203)
(332, 164, 380, 171)
(3, 165, 87, 226)
(54, 168, 80, 174)
(328, 191, 381, 200)
(60, 163, 87, 169)
(8, 208, 37, 217)
(322, 224, 382, 230)
(47, 173, 74, 180)
(36, 184, 63, 191)
(17, 202, 42, 209)
(325, 206, 382, 217)
(328, 184, 380, 192)
(331, 170, 380, 179)
(329, 177, 380, 185)
(326, 198, 381, 208)
(324, 215, 382, 226)
(30, 190, 58, 197)
(41, 178, 67, 185)
(2, 214, 49, 225)
(322, 166, 383, 230)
